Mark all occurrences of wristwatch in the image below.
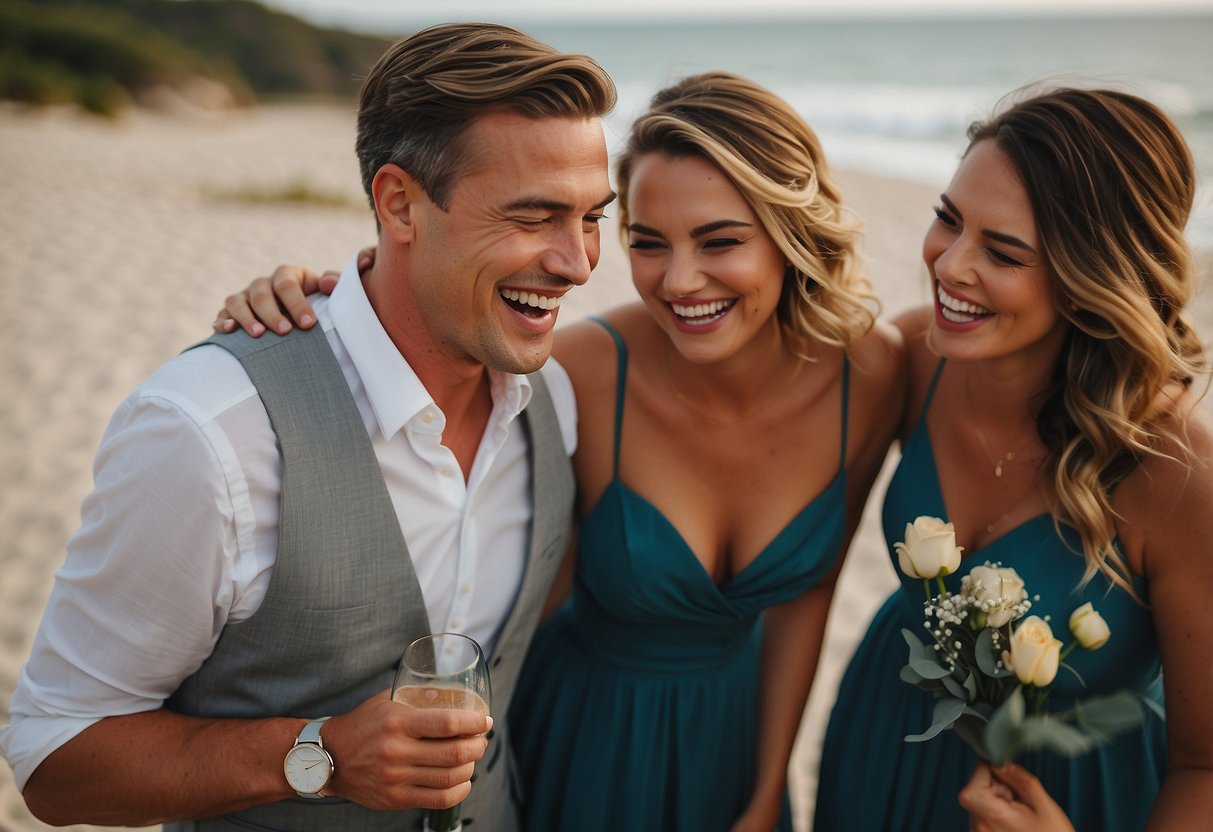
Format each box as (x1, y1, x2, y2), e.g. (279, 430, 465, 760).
(283, 717, 334, 798)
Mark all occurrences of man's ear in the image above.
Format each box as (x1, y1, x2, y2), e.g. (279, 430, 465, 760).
(372, 164, 422, 244)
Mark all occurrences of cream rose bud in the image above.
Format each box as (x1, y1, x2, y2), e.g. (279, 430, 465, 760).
(1069, 602, 1111, 650)
(965, 565, 1028, 627)
(1003, 615, 1062, 687)
(894, 516, 964, 579)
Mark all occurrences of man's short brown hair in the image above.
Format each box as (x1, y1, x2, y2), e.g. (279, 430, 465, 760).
(355, 22, 616, 210)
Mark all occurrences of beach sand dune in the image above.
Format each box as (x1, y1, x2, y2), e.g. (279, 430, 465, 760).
(0, 103, 1208, 831)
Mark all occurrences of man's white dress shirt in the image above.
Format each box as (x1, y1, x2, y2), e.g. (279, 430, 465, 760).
(0, 255, 577, 790)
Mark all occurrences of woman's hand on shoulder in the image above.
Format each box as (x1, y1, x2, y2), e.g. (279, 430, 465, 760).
(212, 246, 375, 336)
(959, 762, 1074, 832)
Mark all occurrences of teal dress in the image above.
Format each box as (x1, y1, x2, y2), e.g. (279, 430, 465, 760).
(510, 319, 849, 831)
(815, 361, 1167, 831)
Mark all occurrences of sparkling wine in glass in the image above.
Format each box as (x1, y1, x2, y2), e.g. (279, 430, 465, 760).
(392, 633, 492, 832)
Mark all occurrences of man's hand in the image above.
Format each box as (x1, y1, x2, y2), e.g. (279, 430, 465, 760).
(22, 686, 491, 826)
(322, 689, 492, 811)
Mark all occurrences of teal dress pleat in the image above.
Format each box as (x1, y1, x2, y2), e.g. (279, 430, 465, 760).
(815, 360, 1167, 831)
(510, 318, 850, 831)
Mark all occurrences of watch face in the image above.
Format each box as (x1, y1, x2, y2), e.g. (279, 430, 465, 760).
(284, 743, 333, 794)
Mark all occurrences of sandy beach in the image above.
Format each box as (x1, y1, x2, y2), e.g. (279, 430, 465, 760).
(0, 102, 1208, 832)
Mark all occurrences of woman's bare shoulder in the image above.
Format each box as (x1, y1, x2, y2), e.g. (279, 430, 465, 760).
(850, 317, 905, 373)
(553, 303, 648, 392)
(887, 306, 944, 387)
(1118, 389, 1213, 562)
(846, 318, 907, 411)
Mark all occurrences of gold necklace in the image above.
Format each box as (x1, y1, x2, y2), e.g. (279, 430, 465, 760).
(964, 379, 1038, 478)
(980, 477, 1042, 533)
(961, 376, 1045, 532)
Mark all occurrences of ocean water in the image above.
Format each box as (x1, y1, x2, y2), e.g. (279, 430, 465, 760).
(523, 14, 1213, 247)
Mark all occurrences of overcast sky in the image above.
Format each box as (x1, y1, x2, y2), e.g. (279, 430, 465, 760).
(257, 0, 1212, 34)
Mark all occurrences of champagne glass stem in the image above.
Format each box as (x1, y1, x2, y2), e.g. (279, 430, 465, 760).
(425, 805, 461, 832)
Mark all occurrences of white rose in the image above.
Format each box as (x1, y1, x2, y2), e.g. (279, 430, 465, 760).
(1068, 602, 1111, 650)
(963, 564, 1028, 627)
(1002, 615, 1062, 687)
(894, 516, 964, 580)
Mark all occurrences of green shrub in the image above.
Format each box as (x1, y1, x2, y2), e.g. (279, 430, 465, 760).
(0, 0, 394, 115)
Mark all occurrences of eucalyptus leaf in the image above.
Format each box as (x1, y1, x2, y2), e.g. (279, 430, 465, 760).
(953, 713, 992, 761)
(1020, 716, 1096, 757)
(1076, 693, 1144, 741)
(909, 659, 953, 680)
(984, 687, 1026, 765)
(901, 628, 934, 663)
(963, 704, 995, 720)
(963, 671, 978, 701)
(941, 672, 970, 702)
(905, 697, 967, 743)
(974, 629, 1001, 677)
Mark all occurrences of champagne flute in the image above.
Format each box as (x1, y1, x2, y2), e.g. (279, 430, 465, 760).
(392, 632, 492, 832)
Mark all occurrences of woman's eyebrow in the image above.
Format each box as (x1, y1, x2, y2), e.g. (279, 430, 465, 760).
(941, 194, 1036, 254)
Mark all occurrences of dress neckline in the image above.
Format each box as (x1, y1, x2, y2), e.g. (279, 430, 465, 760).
(596, 469, 846, 592)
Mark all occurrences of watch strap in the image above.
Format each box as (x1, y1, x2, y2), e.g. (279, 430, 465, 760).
(298, 715, 330, 746)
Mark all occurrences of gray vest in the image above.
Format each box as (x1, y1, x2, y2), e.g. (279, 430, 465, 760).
(165, 326, 574, 831)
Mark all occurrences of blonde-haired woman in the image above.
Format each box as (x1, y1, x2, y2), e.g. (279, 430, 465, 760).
(507, 72, 899, 831)
(217, 72, 902, 831)
(816, 87, 1213, 831)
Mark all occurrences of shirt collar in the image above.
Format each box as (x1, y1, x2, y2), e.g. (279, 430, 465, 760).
(321, 254, 534, 441)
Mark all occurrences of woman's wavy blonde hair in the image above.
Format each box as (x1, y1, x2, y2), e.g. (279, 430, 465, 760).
(968, 87, 1206, 596)
(615, 72, 876, 356)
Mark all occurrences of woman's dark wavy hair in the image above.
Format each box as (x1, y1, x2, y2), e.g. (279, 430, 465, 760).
(967, 86, 1205, 595)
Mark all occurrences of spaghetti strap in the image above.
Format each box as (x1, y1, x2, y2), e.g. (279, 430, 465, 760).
(838, 354, 851, 469)
(590, 316, 628, 479)
(915, 359, 947, 430)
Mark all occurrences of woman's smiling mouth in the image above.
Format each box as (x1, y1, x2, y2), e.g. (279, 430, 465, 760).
(669, 299, 735, 326)
(937, 284, 992, 324)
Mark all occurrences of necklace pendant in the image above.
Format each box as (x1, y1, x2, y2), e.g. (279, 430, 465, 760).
(994, 460, 1003, 477)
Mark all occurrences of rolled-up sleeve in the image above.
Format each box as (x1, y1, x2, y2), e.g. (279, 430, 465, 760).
(0, 347, 275, 790)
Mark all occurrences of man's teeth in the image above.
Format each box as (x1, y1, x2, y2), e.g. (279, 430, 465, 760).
(672, 299, 733, 324)
(937, 286, 992, 323)
(501, 289, 561, 310)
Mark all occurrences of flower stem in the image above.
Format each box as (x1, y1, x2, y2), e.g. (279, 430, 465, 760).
(1032, 687, 1048, 716)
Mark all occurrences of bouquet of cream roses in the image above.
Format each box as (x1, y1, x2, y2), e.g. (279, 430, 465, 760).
(896, 516, 1145, 764)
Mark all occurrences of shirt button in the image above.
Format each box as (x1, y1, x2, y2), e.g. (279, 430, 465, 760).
(450, 618, 463, 629)
(441, 467, 455, 478)
(421, 410, 435, 424)
(459, 584, 471, 595)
